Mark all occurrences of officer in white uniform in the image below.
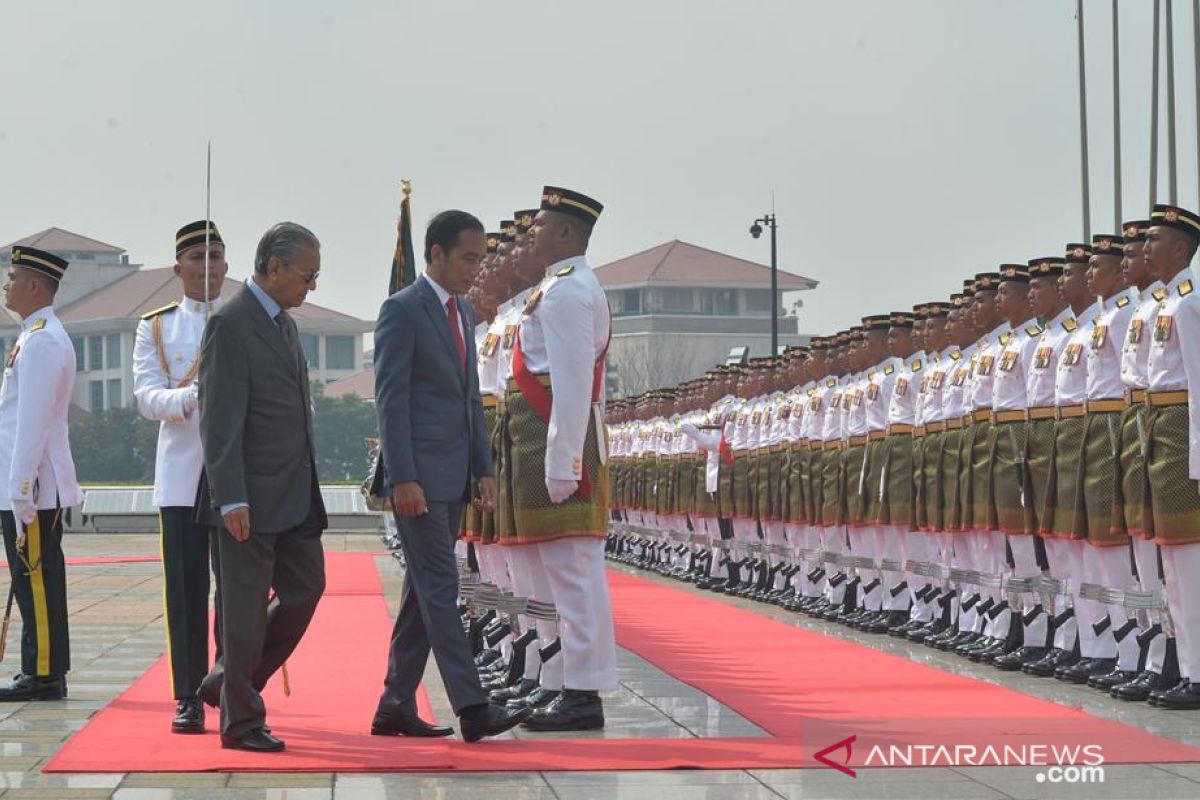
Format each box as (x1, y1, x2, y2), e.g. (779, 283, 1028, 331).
(0, 246, 83, 702)
(132, 221, 228, 731)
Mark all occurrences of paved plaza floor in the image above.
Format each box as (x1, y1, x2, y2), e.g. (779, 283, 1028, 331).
(0, 532, 1197, 799)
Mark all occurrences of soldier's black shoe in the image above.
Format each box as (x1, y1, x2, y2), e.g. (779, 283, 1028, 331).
(993, 646, 1046, 671)
(1058, 657, 1115, 684)
(507, 687, 559, 711)
(171, 697, 205, 733)
(864, 611, 909, 634)
(1023, 648, 1071, 677)
(521, 690, 605, 732)
(490, 678, 538, 704)
(1153, 680, 1200, 710)
(0, 674, 66, 702)
(906, 620, 945, 643)
(1089, 668, 1137, 690)
(1111, 670, 1165, 701)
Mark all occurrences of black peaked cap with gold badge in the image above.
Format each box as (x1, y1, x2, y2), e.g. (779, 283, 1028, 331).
(499, 220, 516, 243)
(11, 246, 69, 282)
(514, 209, 539, 233)
(175, 220, 223, 256)
(1091, 233, 1126, 256)
(999, 263, 1031, 284)
(541, 186, 603, 225)
(1028, 256, 1066, 278)
(486, 232, 501, 254)
(1150, 203, 1200, 242)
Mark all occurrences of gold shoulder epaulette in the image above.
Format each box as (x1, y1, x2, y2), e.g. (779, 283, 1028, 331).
(884, 364, 894, 375)
(950, 350, 962, 360)
(555, 264, 575, 277)
(1115, 295, 1130, 308)
(522, 289, 543, 316)
(1063, 318, 1078, 333)
(826, 378, 836, 388)
(141, 301, 179, 321)
(911, 358, 923, 371)
(29, 318, 47, 332)
(1025, 323, 1043, 337)
(1153, 288, 1167, 302)
(1179, 279, 1194, 297)
(999, 331, 1013, 346)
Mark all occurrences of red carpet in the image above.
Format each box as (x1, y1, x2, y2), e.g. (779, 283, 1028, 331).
(44, 555, 1200, 773)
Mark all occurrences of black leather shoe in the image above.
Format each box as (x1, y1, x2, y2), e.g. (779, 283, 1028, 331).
(864, 610, 910, 634)
(1149, 677, 1190, 706)
(371, 712, 453, 738)
(994, 646, 1046, 672)
(1155, 680, 1200, 710)
(1059, 657, 1115, 684)
(490, 678, 538, 704)
(458, 702, 533, 743)
(508, 687, 559, 711)
(1089, 667, 1138, 690)
(1023, 647, 1072, 676)
(0, 674, 67, 702)
(1112, 670, 1165, 701)
(171, 697, 205, 733)
(221, 727, 285, 752)
(521, 689, 605, 732)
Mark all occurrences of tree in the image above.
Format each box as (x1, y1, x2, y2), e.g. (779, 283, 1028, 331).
(311, 384, 379, 482)
(69, 408, 159, 483)
(609, 336, 700, 397)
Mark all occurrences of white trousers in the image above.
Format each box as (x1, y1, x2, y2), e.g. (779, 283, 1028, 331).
(1132, 537, 1167, 673)
(535, 537, 618, 691)
(1161, 542, 1200, 680)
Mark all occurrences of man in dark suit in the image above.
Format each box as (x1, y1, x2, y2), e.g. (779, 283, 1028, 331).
(196, 222, 327, 753)
(372, 210, 531, 742)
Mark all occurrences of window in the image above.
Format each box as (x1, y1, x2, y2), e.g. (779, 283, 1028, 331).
(105, 334, 122, 369)
(659, 288, 694, 313)
(300, 333, 320, 368)
(71, 337, 85, 372)
(704, 289, 737, 316)
(744, 289, 773, 313)
(622, 288, 641, 315)
(89, 380, 105, 411)
(107, 379, 123, 409)
(326, 335, 355, 370)
(88, 336, 104, 370)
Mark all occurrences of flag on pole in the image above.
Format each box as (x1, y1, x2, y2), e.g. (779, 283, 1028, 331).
(388, 179, 416, 294)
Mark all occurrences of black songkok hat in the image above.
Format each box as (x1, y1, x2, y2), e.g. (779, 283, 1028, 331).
(540, 185, 603, 224)
(486, 233, 501, 253)
(499, 220, 516, 243)
(10, 246, 68, 282)
(175, 220, 223, 256)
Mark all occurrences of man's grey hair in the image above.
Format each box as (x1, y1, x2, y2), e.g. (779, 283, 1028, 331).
(254, 222, 320, 275)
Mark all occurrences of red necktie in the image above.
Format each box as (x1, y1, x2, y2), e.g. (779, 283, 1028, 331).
(446, 296, 467, 373)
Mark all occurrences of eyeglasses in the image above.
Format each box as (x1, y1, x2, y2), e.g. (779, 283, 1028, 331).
(286, 264, 320, 284)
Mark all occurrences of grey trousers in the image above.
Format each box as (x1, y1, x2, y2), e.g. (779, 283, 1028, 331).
(374, 501, 486, 721)
(200, 508, 325, 738)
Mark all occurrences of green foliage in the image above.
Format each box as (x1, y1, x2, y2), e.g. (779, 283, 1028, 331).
(311, 383, 379, 482)
(69, 407, 159, 482)
(68, 388, 379, 485)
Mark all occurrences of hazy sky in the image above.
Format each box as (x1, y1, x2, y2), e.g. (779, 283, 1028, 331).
(4, 0, 1198, 334)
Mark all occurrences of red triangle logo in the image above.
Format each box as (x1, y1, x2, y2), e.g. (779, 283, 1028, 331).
(813, 735, 857, 777)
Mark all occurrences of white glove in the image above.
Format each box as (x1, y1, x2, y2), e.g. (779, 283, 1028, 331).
(546, 478, 580, 504)
(183, 384, 199, 416)
(13, 499, 36, 526)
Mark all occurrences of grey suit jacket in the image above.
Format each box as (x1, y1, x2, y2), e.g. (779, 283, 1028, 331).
(374, 275, 492, 503)
(196, 286, 327, 534)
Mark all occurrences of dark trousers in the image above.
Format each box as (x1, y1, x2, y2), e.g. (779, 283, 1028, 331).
(158, 507, 220, 699)
(200, 505, 325, 738)
(1, 508, 69, 678)
(375, 501, 486, 720)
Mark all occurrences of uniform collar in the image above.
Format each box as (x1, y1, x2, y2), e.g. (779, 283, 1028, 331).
(1047, 306, 1074, 329)
(545, 254, 587, 277)
(21, 305, 54, 330)
(181, 295, 223, 315)
(1017, 317, 1039, 336)
(1142, 280, 1165, 300)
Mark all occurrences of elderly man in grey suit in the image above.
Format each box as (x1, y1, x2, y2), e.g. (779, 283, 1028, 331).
(196, 222, 327, 753)
(372, 210, 531, 742)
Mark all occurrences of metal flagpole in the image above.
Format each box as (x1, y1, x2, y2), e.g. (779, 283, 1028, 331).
(1152, 0, 1161, 206)
(1167, 0, 1179, 203)
(1195, 0, 1200, 207)
(1077, 0, 1092, 239)
(204, 142, 212, 319)
(1113, 0, 1123, 231)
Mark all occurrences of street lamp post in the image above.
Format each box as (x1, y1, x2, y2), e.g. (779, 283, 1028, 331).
(749, 213, 779, 355)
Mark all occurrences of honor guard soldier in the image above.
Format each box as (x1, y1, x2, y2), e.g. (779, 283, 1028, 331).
(132, 221, 229, 731)
(509, 186, 615, 731)
(0, 246, 83, 701)
(1111, 219, 1179, 700)
(1141, 204, 1200, 709)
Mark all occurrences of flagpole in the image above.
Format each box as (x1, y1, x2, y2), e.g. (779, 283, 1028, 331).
(1167, 0, 1179, 203)
(204, 142, 212, 320)
(1151, 0, 1161, 207)
(1112, 0, 1123, 231)
(1194, 0, 1200, 208)
(1077, 0, 1092, 239)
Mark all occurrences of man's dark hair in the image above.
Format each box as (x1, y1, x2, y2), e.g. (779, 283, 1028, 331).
(254, 222, 320, 276)
(424, 210, 484, 264)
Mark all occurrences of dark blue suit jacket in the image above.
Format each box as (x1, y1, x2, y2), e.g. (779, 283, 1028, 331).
(373, 275, 492, 503)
